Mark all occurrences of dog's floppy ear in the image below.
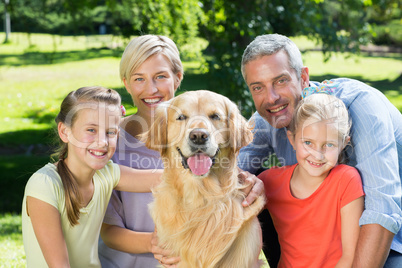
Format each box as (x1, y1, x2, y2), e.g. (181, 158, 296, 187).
(139, 101, 169, 154)
(226, 98, 254, 153)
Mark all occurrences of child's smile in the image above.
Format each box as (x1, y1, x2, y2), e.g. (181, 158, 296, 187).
(88, 149, 108, 157)
(291, 119, 342, 181)
(307, 159, 325, 167)
(63, 103, 121, 174)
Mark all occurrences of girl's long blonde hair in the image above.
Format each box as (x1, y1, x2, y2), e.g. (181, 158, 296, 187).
(53, 86, 121, 226)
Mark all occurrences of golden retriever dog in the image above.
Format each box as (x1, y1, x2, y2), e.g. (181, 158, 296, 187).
(143, 90, 265, 268)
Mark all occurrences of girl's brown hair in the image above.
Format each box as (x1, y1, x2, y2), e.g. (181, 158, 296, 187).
(53, 86, 121, 226)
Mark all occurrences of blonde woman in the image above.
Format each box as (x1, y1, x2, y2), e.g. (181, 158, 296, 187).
(98, 35, 183, 268)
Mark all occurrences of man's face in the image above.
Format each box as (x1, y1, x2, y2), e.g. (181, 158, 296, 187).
(244, 50, 309, 129)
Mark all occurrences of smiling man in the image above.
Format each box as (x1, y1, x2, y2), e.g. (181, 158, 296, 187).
(238, 34, 402, 268)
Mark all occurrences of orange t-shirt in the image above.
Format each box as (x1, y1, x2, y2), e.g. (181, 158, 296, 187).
(259, 164, 364, 268)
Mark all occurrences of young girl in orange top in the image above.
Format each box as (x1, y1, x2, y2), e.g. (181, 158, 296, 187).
(258, 86, 364, 267)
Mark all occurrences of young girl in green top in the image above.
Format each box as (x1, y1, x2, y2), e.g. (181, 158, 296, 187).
(22, 86, 162, 267)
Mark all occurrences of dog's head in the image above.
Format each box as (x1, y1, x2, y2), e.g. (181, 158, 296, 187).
(142, 90, 253, 177)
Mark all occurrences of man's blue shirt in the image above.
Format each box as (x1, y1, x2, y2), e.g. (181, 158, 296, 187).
(238, 78, 402, 253)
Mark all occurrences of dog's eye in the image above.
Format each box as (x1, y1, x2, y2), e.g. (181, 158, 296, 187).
(177, 114, 187, 121)
(209, 113, 220, 120)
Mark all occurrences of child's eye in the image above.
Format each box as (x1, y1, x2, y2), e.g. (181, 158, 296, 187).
(156, 75, 167, 79)
(134, 77, 144, 82)
(326, 143, 334, 148)
(88, 128, 96, 133)
(107, 130, 117, 136)
(303, 141, 311, 146)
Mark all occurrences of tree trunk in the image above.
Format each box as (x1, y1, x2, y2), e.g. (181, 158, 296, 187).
(4, 0, 11, 43)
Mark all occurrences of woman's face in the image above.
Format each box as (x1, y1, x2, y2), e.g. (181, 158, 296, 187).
(124, 53, 181, 121)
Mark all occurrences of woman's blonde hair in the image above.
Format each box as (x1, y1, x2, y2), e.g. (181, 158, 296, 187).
(53, 86, 121, 226)
(120, 35, 183, 86)
(288, 94, 351, 163)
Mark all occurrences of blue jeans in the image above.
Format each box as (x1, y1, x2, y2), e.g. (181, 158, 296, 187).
(384, 250, 402, 268)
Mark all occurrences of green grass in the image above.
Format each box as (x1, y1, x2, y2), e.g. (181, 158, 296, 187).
(0, 32, 400, 267)
(0, 33, 207, 143)
(1, 33, 124, 53)
(0, 214, 25, 267)
(290, 36, 402, 111)
(301, 50, 402, 110)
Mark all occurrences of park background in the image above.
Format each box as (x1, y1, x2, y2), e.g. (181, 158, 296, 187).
(0, 0, 401, 266)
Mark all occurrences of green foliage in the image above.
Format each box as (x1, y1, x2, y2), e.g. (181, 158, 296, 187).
(200, 0, 378, 117)
(5, 0, 73, 35)
(366, 0, 401, 23)
(371, 19, 402, 46)
(3, 0, 204, 50)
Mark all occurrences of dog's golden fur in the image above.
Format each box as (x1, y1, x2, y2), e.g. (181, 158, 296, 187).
(143, 90, 265, 268)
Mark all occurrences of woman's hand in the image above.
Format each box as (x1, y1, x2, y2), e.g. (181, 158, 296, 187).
(238, 169, 265, 207)
(151, 230, 181, 267)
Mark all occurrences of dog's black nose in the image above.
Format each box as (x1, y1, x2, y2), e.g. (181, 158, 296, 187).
(189, 128, 209, 145)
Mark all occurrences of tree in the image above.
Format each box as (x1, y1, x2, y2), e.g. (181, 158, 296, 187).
(2, 0, 10, 43)
(199, 0, 397, 117)
(5, 0, 203, 49)
(5, 0, 72, 36)
(61, 0, 204, 48)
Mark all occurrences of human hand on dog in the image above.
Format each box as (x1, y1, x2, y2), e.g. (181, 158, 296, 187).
(151, 229, 181, 267)
(238, 170, 265, 207)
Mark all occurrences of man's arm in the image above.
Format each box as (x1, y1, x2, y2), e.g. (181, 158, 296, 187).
(353, 224, 394, 267)
(238, 170, 265, 207)
(238, 112, 275, 174)
(344, 80, 402, 265)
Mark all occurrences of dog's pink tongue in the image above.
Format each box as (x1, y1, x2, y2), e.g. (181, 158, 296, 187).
(187, 154, 213, 176)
